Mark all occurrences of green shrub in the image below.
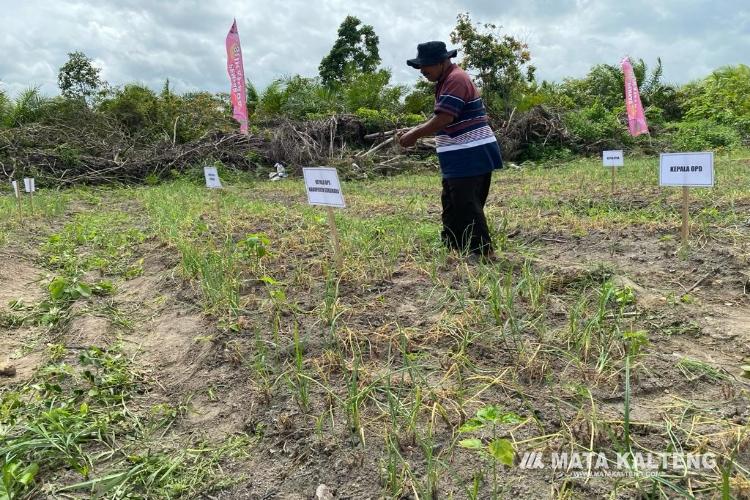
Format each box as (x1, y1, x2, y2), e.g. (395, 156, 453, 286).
(666, 120, 741, 151)
(401, 113, 425, 127)
(563, 99, 631, 149)
(257, 76, 338, 120)
(3, 88, 50, 127)
(341, 69, 403, 113)
(403, 81, 434, 115)
(681, 65, 750, 136)
(99, 84, 159, 131)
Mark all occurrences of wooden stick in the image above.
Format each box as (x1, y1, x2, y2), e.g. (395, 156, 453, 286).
(29, 190, 34, 215)
(363, 127, 410, 141)
(213, 189, 221, 221)
(681, 186, 689, 248)
(326, 206, 342, 269)
(684, 267, 719, 294)
(13, 183, 22, 220)
(611, 166, 616, 195)
(356, 136, 395, 158)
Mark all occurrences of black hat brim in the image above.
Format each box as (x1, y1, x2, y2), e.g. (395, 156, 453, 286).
(406, 48, 457, 68)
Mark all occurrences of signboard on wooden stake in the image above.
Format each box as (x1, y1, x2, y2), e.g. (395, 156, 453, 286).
(659, 152, 714, 187)
(602, 150, 624, 167)
(11, 180, 22, 219)
(203, 166, 223, 189)
(203, 166, 223, 219)
(603, 150, 624, 194)
(24, 178, 35, 214)
(659, 152, 715, 249)
(303, 167, 346, 208)
(303, 167, 345, 268)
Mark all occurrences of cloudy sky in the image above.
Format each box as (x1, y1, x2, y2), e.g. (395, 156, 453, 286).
(1, 0, 747, 98)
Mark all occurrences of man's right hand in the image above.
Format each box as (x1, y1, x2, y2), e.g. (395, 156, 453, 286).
(398, 129, 419, 148)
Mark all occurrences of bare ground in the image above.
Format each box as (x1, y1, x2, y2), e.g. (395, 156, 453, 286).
(1, 183, 749, 499)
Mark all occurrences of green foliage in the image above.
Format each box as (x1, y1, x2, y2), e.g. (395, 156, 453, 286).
(450, 13, 535, 116)
(319, 16, 381, 86)
(177, 92, 235, 142)
(545, 57, 682, 134)
(2, 88, 50, 127)
(341, 69, 403, 112)
(666, 120, 742, 151)
(554, 58, 671, 111)
(681, 65, 750, 135)
(99, 84, 159, 131)
(563, 99, 631, 149)
(42, 212, 145, 278)
(403, 80, 434, 115)
(1, 21, 746, 165)
(0, 345, 242, 498)
(458, 405, 521, 497)
(57, 51, 104, 103)
(246, 79, 259, 115)
(0, 89, 11, 126)
(239, 233, 270, 261)
(1, 460, 39, 500)
(257, 75, 337, 119)
(257, 70, 408, 123)
(54, 144, 82, 168)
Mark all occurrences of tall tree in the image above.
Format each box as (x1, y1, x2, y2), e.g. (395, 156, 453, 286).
(57, 51, 103, 103)
(319, 16, 380, 86)
(450, 13, 535, 116)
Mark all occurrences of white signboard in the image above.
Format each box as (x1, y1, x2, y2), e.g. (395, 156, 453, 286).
(24, 178, 35, 193)
(203, 166, 222, 189)
(659, 152, 714, 187)
(602, 150, 624, 167)
(11, 181, 20, 198)
(303, 167, 345, 208)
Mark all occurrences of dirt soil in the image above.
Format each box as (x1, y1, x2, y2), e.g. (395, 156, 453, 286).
(1, 185, 749, 500)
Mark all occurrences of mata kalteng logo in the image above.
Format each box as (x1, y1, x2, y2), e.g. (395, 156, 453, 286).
(519, 451, 717, 478)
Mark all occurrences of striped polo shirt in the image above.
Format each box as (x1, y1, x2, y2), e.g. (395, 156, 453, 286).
(434, 64, 502, 178)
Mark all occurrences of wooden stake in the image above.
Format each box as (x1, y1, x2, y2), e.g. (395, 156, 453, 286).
(29, 190, 34, 215)
(13, 183, 22, 220)
(681, 186, 689, 248)
(326, 206, 342, 269)
(611, 166, 616, 195)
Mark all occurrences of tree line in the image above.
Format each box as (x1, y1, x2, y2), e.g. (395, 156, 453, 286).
(1, 13, 748, 162)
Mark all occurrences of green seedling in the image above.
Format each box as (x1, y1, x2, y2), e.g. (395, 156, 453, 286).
(458, 405, 521, 499)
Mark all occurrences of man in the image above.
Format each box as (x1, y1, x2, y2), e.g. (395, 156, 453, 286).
(399, 41, 502, 259)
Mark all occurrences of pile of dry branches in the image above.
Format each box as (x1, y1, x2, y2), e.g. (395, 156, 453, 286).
(0, 113, 269, 185)
(0, 113, 379, 185)
(496, 105, 572, 160)
(267, 114, 366, 167)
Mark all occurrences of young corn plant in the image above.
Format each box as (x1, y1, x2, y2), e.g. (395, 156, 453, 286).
(488, 268, 523, 354)
(250, 327, 273, 397)
(518, 260, 546, 314)
(381, 431, 407, 498)
(286, 324, 309, 412)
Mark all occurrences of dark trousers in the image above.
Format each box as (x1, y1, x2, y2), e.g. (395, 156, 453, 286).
(441, 172, 493, 255)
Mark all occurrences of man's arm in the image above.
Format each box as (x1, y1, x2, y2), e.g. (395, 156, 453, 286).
(398, 112, 454, 148)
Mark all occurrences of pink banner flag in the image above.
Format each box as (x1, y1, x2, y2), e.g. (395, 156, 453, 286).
(226, 19, 248, 134)
(621, 57, 649, 137)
